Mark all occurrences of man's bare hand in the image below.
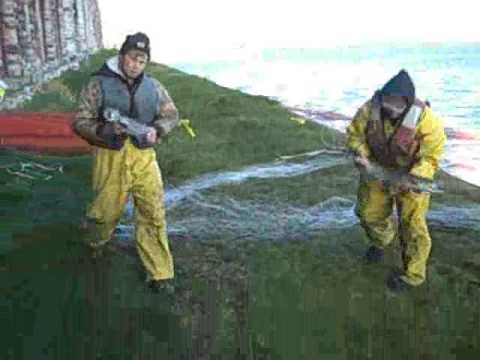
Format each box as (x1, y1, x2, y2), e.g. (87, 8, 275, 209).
(397, 175, 419, 193)
(354, 155, 371, 170)
(112, 122, 126, 135)
(146, 128, 157, 144)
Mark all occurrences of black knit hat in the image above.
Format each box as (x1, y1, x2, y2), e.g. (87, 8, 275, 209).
(380, 69, 415, 106)
(120, 32, 150, 59)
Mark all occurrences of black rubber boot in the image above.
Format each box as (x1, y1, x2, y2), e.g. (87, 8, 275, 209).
(364, 245, 384, 264)
(147, 278, 176, 295)
(386, 270, 413, 293)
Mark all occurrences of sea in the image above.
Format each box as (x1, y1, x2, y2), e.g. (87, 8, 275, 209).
(174, 43, 480, 187)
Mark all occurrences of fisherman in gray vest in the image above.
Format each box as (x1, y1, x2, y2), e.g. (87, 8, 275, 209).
(346, 70, 446, 292)
(73, 32, 179, 293)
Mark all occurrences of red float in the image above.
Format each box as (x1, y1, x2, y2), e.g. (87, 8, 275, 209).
(0, 112, 91, 154)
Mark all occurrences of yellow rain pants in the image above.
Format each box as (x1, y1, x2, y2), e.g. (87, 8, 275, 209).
(355, 179, 431, 286)
(86, 138, 173, 280)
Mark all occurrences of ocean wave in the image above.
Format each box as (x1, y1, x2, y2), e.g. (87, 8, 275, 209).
(175, 45, 480, 187)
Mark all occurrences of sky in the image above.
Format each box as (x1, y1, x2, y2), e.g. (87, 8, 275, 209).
(98, 0, 479, 64)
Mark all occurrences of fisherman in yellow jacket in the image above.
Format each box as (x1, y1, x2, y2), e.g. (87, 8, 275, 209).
(73, 33, 179, 293)
(346, 69, 446, 292)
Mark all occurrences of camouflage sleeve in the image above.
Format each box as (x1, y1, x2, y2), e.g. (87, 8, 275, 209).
(151, 79, 179, 141)
(72, 78, 109, 147)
